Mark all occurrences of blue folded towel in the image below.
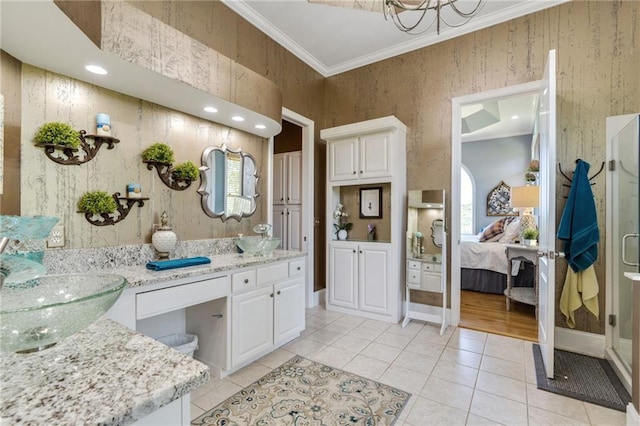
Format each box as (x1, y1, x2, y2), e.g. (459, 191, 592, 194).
(146, 256, 211, 271)
(557, 160, 599, 272)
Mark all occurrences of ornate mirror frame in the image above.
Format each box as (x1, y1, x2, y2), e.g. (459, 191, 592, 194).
(198, 144, 259, 222)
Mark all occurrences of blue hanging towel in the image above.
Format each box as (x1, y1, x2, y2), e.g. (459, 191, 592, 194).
(146, 256, 211, 271)
(557, 160, 599, 272)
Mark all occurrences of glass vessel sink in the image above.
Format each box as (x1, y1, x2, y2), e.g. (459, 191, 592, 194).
(236, 236, 281, 256)
(0, 274, 127, 353)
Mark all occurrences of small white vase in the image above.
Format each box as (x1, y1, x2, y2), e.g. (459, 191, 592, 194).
(337, 229, 348, 240)
(152, 211, 177, 258)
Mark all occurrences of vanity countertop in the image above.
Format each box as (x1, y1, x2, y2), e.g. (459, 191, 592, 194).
(0, 317, 209, 425)
(97, 250, 307, 288)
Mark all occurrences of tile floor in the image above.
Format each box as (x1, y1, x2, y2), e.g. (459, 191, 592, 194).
(190, 306, 627, 425)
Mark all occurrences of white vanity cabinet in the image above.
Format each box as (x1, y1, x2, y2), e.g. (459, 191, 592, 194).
(328, 242, 394, 321)
(231, 258, 305, 368)
(406, 259, 443, 293)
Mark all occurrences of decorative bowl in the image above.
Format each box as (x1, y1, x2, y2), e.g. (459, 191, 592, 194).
(0, 274, 127, 353)
(236, 236, 281, 256)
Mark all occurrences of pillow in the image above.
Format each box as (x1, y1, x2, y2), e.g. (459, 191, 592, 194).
(479, 218, 508, 242)
(499, 218, 522, 243)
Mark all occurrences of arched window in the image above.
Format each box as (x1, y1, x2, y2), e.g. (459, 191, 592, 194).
(461, 165, 475, 235)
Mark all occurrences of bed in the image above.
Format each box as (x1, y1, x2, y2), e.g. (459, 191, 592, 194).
(460, 234, 534, 294)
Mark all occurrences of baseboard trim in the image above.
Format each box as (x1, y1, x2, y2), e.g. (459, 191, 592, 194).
(554, 327, 605, 358)
(311, 289, 325, 307)
(627, 402, 639, 426)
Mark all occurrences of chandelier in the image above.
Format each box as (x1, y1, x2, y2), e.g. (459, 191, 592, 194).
(383, 0, 485, 35)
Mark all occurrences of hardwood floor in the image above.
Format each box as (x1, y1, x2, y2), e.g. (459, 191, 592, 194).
(460, 290, 538, 342)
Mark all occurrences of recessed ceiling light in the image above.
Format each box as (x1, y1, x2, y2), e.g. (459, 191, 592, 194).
(85, 65, 108, 75)
(511, 115, 519, 120)
(204, 106, 218, 113)
(254, 124, 266, 130)
(232, 116, 245, 122)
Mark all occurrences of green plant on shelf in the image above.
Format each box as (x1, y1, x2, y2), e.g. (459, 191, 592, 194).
(34, 122, 81, 148)
(172, 161, 199, 181)
(523, 227, 539, 240)
(142, 142, 175, 164)
(78, 191, 118, 215)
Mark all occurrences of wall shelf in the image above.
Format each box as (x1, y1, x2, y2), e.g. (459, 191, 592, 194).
(144, 160, 195, 191)
(79, 192, 149, 226)
(36, 130, 120, 165)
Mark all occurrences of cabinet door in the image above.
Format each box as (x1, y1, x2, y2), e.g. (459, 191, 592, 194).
(273, 153, 286, 205)
(328, 243, 358, 309)
(287, 151, 303, 204)
(231, 286, 274, 367)
(329, 137, 358, 181)
(274, 278, 305, 346)
(359, 131, 391, 179)
(287, 204, 302, 251)
(272, 205, 287, 250)
(358, 245, 391, 315)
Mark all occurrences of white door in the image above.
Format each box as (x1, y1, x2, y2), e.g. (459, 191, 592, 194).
(538, 49, 557, 379)
(274, 278, 304, 346)
(329, 137, 358, 181)
(288, 204, 303, 251)
(328, 243, 358, 309)
(358, 244, 390, 315)
(287, 151, 303, 204)
(272, 205, 286, 250)
(231, 286, 273, 367)
(359, 132, 391, 179)
(273, 154, 286, 205)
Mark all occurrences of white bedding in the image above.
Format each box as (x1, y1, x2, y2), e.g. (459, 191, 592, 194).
(460, 235, 519, 275)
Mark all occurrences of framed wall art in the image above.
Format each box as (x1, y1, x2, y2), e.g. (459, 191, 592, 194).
(359, 187, 382, 218)
(486, 181, 518, 216)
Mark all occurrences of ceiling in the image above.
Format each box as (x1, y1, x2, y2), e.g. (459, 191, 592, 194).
(223, 0, 569, 77)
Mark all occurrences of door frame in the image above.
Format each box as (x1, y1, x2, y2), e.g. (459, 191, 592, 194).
(451, 80, 542, 326)
(268, 108, 316, 308)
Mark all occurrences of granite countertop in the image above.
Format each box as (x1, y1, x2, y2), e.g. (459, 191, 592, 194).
(97, 250, 307, 288)
(0, 318, 209, 425)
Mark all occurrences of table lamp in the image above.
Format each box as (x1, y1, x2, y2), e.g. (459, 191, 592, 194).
(510, 185, 540, 236)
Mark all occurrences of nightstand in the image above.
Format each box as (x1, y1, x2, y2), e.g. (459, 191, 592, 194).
(504, 243, 539, 318)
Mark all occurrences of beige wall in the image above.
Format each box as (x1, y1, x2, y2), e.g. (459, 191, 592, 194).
(0, 51, 21, 215)
(20, 65, 268, 247)
(323, 1, 640, 333)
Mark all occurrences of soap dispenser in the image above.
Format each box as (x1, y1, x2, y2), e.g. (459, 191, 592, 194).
(152, 211, 177, 259)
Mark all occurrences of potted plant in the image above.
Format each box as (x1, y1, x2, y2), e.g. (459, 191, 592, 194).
(34, 122, 81, 148)
(172, 161, 199, 181)
(522, 228, 539, 247)
(332, 203, 352, 240)
(78, 191, 118, 215)
(142, 143, 175, 164)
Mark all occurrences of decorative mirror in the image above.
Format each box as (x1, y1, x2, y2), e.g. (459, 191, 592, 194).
(431, 219, 444, 248)
(198, 144, 258, 222)
(486, 180, 518, 216)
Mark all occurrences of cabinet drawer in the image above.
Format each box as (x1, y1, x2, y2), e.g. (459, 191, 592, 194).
(289, 258, 305, 277)
(136, 275, 229, 320)
(407, 269, 421, 284)
(407, 260, 421, 270)
(257, 262, 289, 286)
(422, 262, 442, 273)
(232, 269, 257, 293)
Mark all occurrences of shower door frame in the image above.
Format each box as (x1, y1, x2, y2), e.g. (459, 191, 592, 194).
(605, 113, 640, 395)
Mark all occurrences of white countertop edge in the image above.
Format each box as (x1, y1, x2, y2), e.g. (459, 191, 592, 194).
(624, 272, 640, 282)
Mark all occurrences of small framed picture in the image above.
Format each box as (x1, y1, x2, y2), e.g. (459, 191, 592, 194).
(360, 187, 382, 219)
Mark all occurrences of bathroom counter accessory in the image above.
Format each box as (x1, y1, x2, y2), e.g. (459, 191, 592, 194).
(0, 317, 209, 425)
(146, 256, 211, 271)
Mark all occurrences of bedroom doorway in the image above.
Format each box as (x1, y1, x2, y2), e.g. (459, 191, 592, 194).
(451, 82, 542, 341)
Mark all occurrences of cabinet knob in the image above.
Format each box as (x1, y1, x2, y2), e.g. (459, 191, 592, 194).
(280, 197, 284, 201)
(359, 170, 363, 174)
(359, 250, 363, 254)
(244, 278, 249, 283)
(277, 290, 281, 295)
(287, 197, 290, 201)
(353, 249, 356, 253)
(352, 171, 356, 174)
(297, 266, 301, 270)
(281, 212, 284, 215)
(287, 212, 290, 215)
(270, 293, 274, 298)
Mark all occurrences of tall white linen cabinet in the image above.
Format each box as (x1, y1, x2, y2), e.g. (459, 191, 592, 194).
(321, 116, 407, 323)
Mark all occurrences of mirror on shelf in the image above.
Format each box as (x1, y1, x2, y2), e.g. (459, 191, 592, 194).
(198, 144, 258, 222)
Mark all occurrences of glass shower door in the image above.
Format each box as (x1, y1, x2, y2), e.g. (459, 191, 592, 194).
(612, 116, 640, 371)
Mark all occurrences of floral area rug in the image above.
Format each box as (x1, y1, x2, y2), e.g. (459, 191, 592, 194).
(192, 355, 411, 425)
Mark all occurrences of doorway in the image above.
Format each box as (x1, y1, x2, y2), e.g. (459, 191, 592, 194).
(451, 81, 543, 341)
(268, 108, 317, 308)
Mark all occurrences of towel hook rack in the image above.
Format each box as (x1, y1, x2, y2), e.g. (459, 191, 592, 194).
(558, 159, 605, 187)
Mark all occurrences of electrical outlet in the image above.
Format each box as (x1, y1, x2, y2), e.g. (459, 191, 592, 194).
(47, 225, 65, 248)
